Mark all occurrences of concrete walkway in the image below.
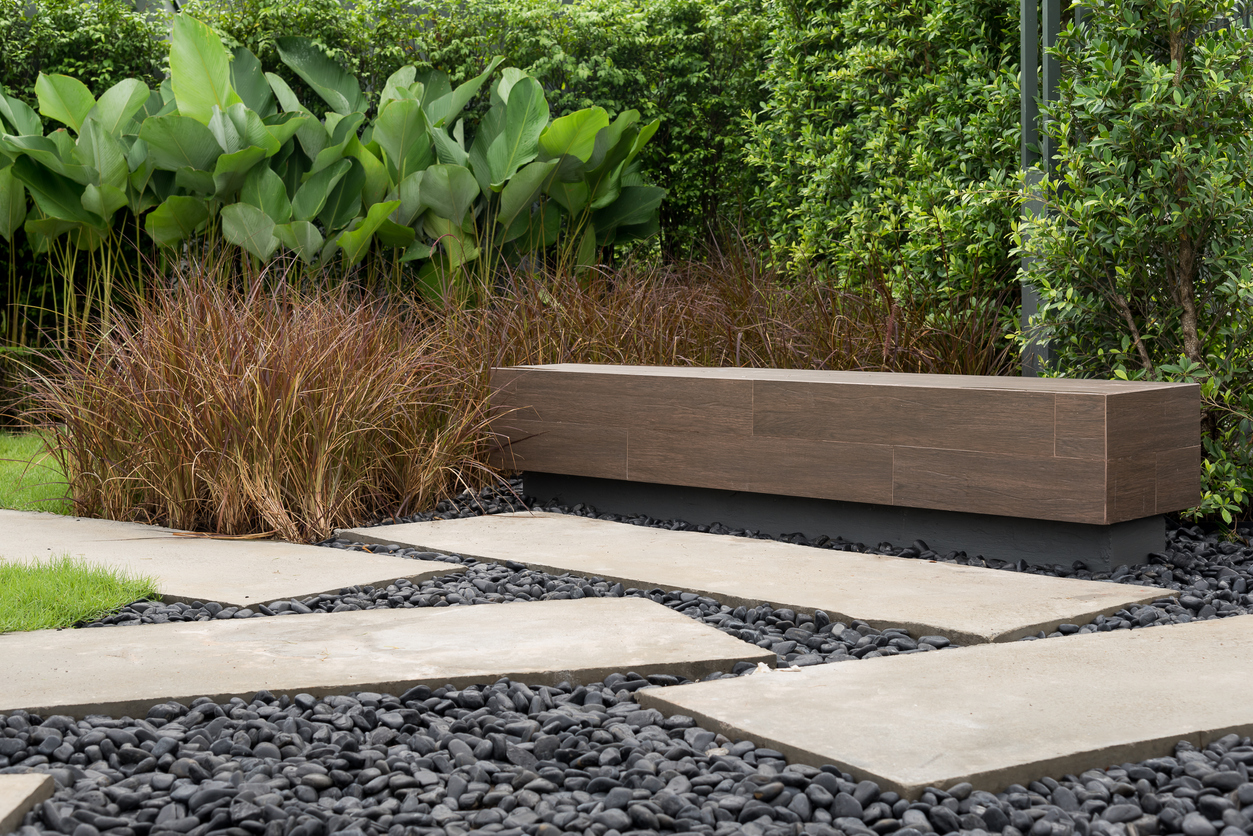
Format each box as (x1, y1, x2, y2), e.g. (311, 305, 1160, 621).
(1, 511, 462, 608)
(0, 597, 773, 719)
(0, 775, 51, 835)
(638, 613, 1253, 799)
(339, 513, 1160, 644)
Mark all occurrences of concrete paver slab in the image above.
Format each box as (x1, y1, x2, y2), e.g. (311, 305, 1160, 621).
(0, 597, 774, 719)
(339, 513, 1160, 644)
(0, 510, 462, 609)
(0, 774, 52, 835)
(636, 615, 1253, 798)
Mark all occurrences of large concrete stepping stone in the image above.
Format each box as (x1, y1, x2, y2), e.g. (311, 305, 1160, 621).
(637, 615, 1253, 798)
(0, 597, 773, 719)
(338, 512, 1160, 643)
(0, 774, 52, 835)
(0, 510, 462, 609)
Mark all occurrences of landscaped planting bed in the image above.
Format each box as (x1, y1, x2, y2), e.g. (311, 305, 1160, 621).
(5, 484, 1253, 836)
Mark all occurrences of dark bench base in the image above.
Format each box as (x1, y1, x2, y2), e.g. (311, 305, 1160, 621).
(523, 472, 1165, 574)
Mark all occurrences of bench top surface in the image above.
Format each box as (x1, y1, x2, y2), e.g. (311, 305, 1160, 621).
(501, 364, 1186, 395)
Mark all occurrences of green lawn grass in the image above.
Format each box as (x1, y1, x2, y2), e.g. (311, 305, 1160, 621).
(0, 430, 73, 514)
(0, 553, 161, 632)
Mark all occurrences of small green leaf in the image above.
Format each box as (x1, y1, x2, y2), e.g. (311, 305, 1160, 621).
(337, 199, 401, 265)
(242, 165, 292, 223)
(291, 158, 351, 222)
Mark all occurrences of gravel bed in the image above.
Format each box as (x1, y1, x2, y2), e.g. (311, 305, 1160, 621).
(9, 483, 1253, 836)
(7, 681, 1253, 836)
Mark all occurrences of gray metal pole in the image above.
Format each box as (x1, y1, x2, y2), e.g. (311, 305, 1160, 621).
(1020, 0, 1063, 376)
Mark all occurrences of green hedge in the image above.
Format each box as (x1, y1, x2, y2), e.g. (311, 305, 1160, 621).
(0, 0, 166, 107)
(745, 0, 1021, 296)
(183, 0, 770, 256)
(1019, 0, 1253, 523)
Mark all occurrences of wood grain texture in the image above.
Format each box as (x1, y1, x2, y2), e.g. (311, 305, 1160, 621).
(1155, 446, 1202, 514)
(1106, 388, 1199, 458)
(626, 431, 893, 505)
(489, 365, 1201, 524)
(1107, 456, 1157, 524)
(753, 382, 1055, 456)
(491, 367, 752, 435)
(1054, 394, 1106, 460)
(892, 447, 1108, 524)
(487, 419, 628, 479)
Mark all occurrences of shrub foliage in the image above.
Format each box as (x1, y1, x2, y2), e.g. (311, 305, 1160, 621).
(746, 0, 1021, 295)
(1019, 0, 1253, 522)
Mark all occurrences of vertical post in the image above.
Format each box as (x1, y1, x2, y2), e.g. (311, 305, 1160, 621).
(1020, 0, 1062, 376)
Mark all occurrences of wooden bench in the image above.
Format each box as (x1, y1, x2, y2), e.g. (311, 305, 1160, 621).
(489, 364, 1201, 571)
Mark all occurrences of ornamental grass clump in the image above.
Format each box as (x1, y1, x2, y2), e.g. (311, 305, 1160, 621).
(21, 268, 499, 542)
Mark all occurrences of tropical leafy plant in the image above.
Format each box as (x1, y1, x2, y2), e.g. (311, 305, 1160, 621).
(0, 15, 665, 304)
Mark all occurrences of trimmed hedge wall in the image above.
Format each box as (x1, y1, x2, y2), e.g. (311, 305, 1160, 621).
(745, 0, 1022, 295)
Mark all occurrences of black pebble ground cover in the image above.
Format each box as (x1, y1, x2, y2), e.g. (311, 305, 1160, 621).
(6, 480, 1253, 836)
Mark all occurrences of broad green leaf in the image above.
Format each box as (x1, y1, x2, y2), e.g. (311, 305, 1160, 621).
(10, 155, 100, 224)
(374, 218, 414, 249)
(592, 185, 666, 235)
(0, 91, 41, 135)
(546, 178, 589, 218)
(76, 119, 128, 188)
(317, 159, 366, 230)
(585, 110, 640, 173)
(507, 200, 561, 253)
(497, 159, 558, 241)
(400, 239, 434, 263)
(213, 146, 268, 197)
(421, 164, 480, 227)
(175, 167, 216, 194)
(35, 74, 95, 132)
(337, 199, 400, 265)
(374, 99, 434, 182)
(273, 220, 323, 263)
(610, 214, 661, 245)
(81, 183, 127, 219)
(0, 165, 27, 241)
(343, 136, 389, 209)
(379, 66, 416, 112)
(538, 107, 608, 164)
(146, 195, 209, 246)
(392, 170, 425, 226)
(242, 165, 292, 223)
(25, 216, 88, 248)
(291, 158, 351, 221)
(208, 105, 244, 154)
(485, 77, 549, 190)
(431, 122, 469, 168)
(492, 68, 528, 108)
(423, 213, 478, 268)
(309, 112, 365, 174)
(575, 222, 597, 271)
(467, 106, 505, 191)
(416, 69, 452, 111)
(275, 37, 367, 116)
(139, 115, 222, 172)
(170, 15, 242, 124)
(230, 47, 276, 118)
(220, 103, 280, 155)
(629, 117, 660, 161)
(85, 79, 150, 135)
(221, 202, 279, 259)
(263, 112, 310, 148)
(1, 135, 93, 184)
(424, 57, 503, 128)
